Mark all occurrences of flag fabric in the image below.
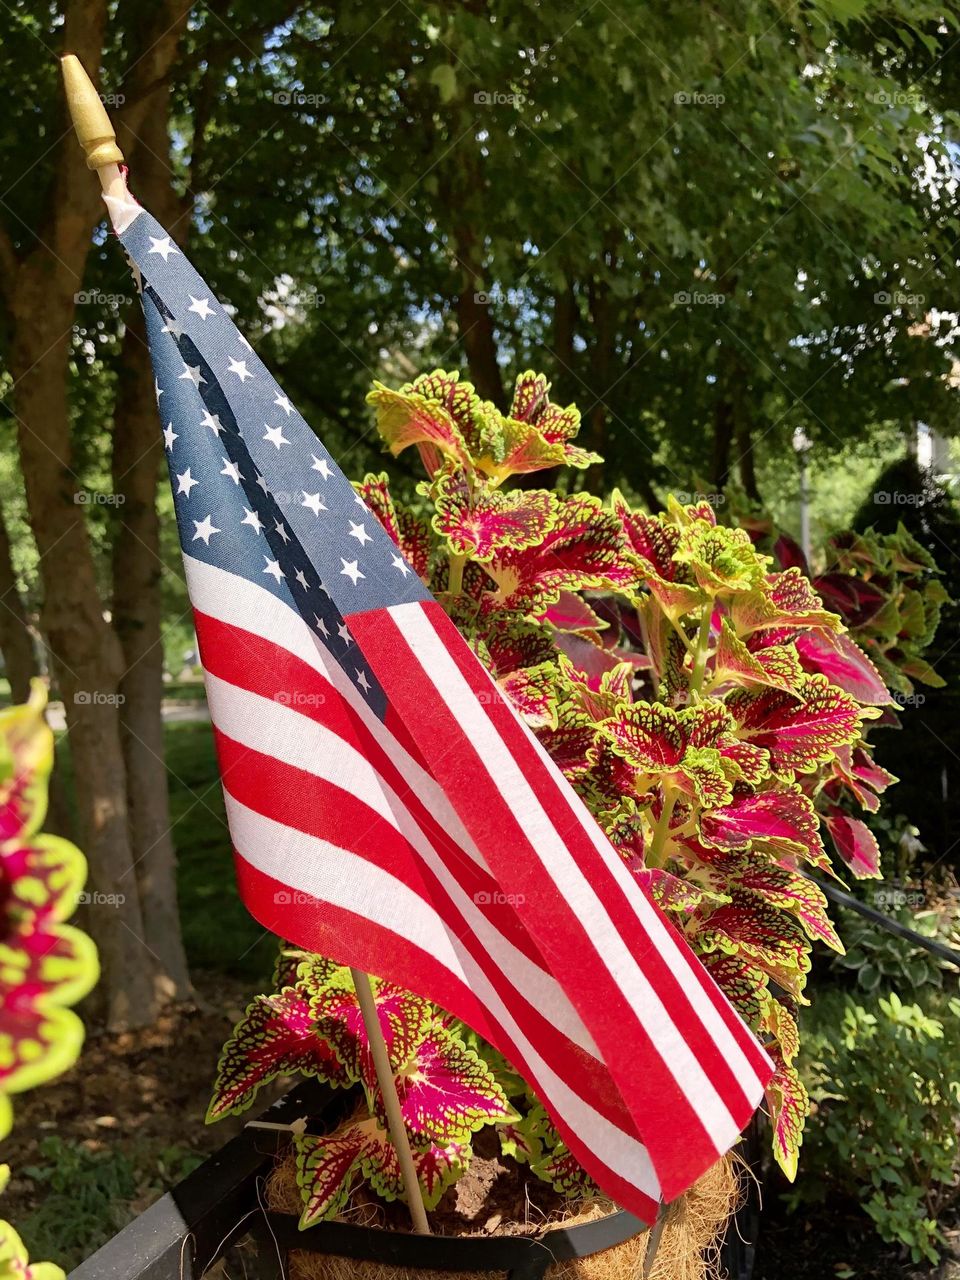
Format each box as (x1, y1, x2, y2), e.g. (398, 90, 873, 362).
(106, 181, 772, 1219)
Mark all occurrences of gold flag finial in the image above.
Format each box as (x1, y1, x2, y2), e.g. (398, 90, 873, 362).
(61, 54, 123, 170)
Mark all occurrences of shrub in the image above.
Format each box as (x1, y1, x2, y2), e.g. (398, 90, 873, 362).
(799, 989, 960, 1264)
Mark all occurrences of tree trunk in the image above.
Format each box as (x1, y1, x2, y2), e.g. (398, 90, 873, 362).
(111, 65, 193, 1001)
(712, 397, 736, 492)
(454, 283, 504, 405)
(0, 502, 37, 704)
(551, 280, 577, 400)
(736, 415, 761, 502)
(11, 263, 157, 1030)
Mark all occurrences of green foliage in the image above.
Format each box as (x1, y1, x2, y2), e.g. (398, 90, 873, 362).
(831, 902, 954, 994)
(17, 1139, 203, 1273)
(799, 990, 960, 1264)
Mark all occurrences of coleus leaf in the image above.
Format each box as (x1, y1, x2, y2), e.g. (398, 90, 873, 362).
(366, 383, 470, 476)
(390, 1019, 517, 1144)
(699, 892, 811, 987)
(712, 620, 801, 694)
(824, 813, 882, 879)
(500, 661, 560, 729)
(612, 492, 703, 616)
(0, 1217, 65, 1280)
(530, 1136, 594, 1196)
(794, 630, 893, 706)
(0, 685, 98, 1136)
(699, 787, 833, 874)
(354, 473, 433, 581)
(475, 616, 556, 679)
(599, 701, 734, 809)
(634, 868, 720, 915)
(813, 571, 886, 630)
(702, 853, 842, 952)
(296, 1118, 378, 1226)
(674, 522, 770, 595)
(207, 986, 351, 1121)
(765, 999, 800, 1064)
(542, 591, 609, 637)
(727, 675, 863, 779)
(698, 953, 771, 1030)
(478, 417, 569, 482)
(765, 1051, 808, 1182)
(0, 684, 55, 843)
(430, 463, 558, 561)
(312, 975, 433, 1091)
(509, 370, 601, 469)
(732, 568, 842, 638)
(487, 495, 634, 614)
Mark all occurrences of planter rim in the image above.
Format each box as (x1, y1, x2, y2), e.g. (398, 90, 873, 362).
(263, 1202, 649, 1271)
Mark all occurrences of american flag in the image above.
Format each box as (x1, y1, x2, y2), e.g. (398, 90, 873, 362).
(111, 189, 772, 1221)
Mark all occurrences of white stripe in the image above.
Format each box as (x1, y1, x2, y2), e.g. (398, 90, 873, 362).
(393, 601, 745, 1152)
(182, 554, 485, 871)
(227, 793, 660, 1199)
(534, 723, 771, 1100)
(205, 671, 598, 1057)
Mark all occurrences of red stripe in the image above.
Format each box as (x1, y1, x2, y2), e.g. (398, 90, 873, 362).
(349, 602, 729, 1197)
(214, 728, 640, 1142)
(234, 850, 659, 1223)
(194, 608, 538, 964)
(422, 602, 773, 1090)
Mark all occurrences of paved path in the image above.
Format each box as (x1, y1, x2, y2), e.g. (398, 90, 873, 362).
(46, 699, 210, 731)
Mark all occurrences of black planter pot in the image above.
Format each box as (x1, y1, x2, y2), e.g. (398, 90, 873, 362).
(253, 1203, 649, 1280)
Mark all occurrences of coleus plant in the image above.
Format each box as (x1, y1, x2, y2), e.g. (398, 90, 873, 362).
(210, 369, 938, 1219)
(0, 682, 99, 1280)
(731, 508, 946, 880)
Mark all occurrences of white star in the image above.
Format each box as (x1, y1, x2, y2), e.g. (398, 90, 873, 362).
(161, 318, 183, 340)
(237, 332, 252, 351)
(148, 235, 178, 261)
(263, 556, 284, 583)
(391, 553, 411, 577)
(337, 622, 351, 645)
(188, 295, 214, 320)
(241, 507, 263, 535)
(274, 520, 290, 544)
(179, 361, 204, 388)
(314, 615, 329, 638)
(227, 357, 253, 382)
(356, 670, 372, 694)
(340, 558, 365, 585)
(162, 422, 178, 451)
(192, 515, 220, 545)
(200, 409, 224, 435)
(176, 467, 198, 496)
(220, 457, 242, 485)
(154, 378, 164, 403)
(301, 491, 326, 517)
(263, 424, 289, 449)
(354, 493, 366, 507)
(311, 455, 333, 479)
(255, 472, 269, 495)
(348, 520, 372, 547)
(274, 393, 293, 416)
(294, 568, 309, 590)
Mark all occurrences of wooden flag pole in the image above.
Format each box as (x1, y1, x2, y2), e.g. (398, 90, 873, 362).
(351, 968, 431, 1235)
(62, 54, 431, 1239)
(61, 54, 127, 200)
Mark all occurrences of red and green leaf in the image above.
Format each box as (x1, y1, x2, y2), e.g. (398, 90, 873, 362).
(794, 630, 893, 706)
(391, 1020, 517, 1144)
(312, 976, 433, 1091)
(699, 787, 831, 872)
(296, 1119, 375, 1226)
(728, 675, 862, 779)
(699, 892, 811, 983)
(207, 987, 351, 1121)
(824, 813, 882, 879)
(765, 1051, 808, 1182)
(431, 464, 558, 561)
